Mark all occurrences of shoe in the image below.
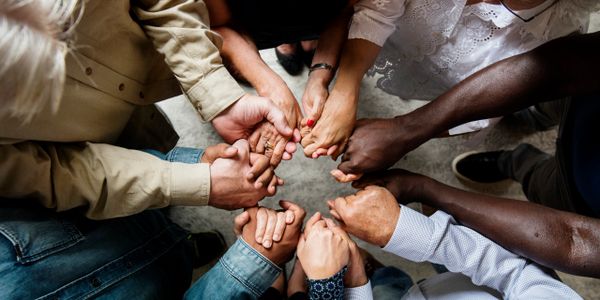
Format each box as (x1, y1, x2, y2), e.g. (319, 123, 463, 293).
(187, 230, 227, 268)
(275, 44, 304, 76)
(452, 151, 509, 183)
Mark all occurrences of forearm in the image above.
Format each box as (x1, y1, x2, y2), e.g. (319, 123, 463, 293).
(330, 39, 381, 103)
(0, 142, 210, 220)
(309, 6, 353, 85)
(422, 178, 600, 277)
(402, 31, 600, 141)
(384, 205, 581, 298)
(214, 26, 285, 97)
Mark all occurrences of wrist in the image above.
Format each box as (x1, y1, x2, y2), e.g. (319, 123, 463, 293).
(308, 69, 333, 87)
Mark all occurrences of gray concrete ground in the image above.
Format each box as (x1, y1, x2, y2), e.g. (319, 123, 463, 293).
(159, 15, 600, 299)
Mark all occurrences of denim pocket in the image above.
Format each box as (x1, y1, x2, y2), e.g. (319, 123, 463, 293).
(0, 206, 84, 264)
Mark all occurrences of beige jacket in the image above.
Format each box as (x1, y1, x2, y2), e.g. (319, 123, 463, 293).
(0, 0, 245, 219)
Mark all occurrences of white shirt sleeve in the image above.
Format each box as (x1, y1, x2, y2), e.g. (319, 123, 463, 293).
(383, 205, 582, 300)
(348, 0, 408, 46)
(344, 280, 374, 300)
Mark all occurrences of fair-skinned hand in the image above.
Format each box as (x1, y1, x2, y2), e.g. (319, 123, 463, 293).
(248, 121, 300, 166)
(300, 89, 356, 160)
(322, 219, 368, 288)
(233, 204, 295, 249)
(297, 213, 350, 280)
(248, 83, 302, 166)
(208, 140, 282, 210)
(328, 186, 400, 247)
(301, 75, 329, 125)
(240, 200, 306, 265)
(211, 93, 294, 145)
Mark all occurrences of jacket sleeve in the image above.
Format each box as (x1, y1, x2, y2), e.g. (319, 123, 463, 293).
(133, 0, 245, 121)
(0, 142, 210, 219)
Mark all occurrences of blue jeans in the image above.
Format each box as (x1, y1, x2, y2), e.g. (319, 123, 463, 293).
(185, 238, 282, 300)
(0, 147, 203, 299)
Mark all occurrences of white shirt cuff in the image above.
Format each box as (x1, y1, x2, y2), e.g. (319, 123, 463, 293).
(382, 205, 437, 262)
(345, 280, 373, 300)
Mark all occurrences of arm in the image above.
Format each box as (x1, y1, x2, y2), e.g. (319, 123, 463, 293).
(421, 177, 600, 278)
(338, 31, 600, 174)
(301, 0, 406, 158)
(185, 238, 282, 299)
(133, 0, 245, 121)
(384, 205, 582, 299)
(0, 142, 210, 220)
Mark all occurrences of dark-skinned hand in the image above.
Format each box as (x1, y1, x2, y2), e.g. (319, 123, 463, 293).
(351, 169, 432, 205)
(337, 117, 426, 177)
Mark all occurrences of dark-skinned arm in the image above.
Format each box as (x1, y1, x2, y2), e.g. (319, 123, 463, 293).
(339, 31, 600, 174)
(401, 31, 600, 150)
(355, 169, 600, 278)
(422, 177, 600, 278)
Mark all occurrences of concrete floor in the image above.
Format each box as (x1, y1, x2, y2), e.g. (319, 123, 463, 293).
(160, 15, 600, 299)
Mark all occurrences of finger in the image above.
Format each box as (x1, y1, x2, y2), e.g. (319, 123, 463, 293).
(248, 130, 262, 153)
(278, 177, 284, 185)
(326, 145, 338, 157)
(333, 197, 350, 222)
(329, 208, 343, 221)
(303, 142, 320, 157)
(267, 175, 278, 195)
(292, 128, 302, 143)
(303, 212, 322, 234)
(262, 210, 277, 248)
(272, 212, 287, 242)
(308, 96, 325, 122)
(351, 174, 380, 189)
(232, 139, 250, 163)
(282, 152, 292, 160)
(248, 153, 270, 181)
(260, 99, 293, 137)
(311, 148, 328, 159)
(255, 208, 267, 243)
(233, 211, 250, 236)
(279, 200, 306, 224)
(325, 218, 350, 241)
(255, 166, 274, 189)
(285, 140, 297, 154)
(270, 139, 286, 166)
(300, 133, 314, 148)
(337, 159, 358, 175)
(284, 210, 295, 224)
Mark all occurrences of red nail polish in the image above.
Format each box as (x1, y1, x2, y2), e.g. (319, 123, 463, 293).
(307, 119, 315, 127)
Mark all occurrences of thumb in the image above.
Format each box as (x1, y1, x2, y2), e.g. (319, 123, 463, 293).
(233, 211, 250, 236)
(308, 95, 325, 123)
(232, 139, 250, 163)
(258, 98, 293, 138)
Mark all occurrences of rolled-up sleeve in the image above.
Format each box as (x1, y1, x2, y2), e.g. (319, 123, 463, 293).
(134, 0, 245, 121)
(348, 0, 407, 46)
(0, 142, 210, 220)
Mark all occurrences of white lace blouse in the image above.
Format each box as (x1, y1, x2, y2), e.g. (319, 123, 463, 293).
(350, 0, 600, 102)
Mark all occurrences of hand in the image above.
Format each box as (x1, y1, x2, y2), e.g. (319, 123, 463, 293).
(327, 186, 400, 247)
(338, 116, 425, 175)
(200, 143, 238, 163)
(297, 212, 350, 280)
(249, 84, 302, 166)
(240, 200, 306, 265)
(351, 169, 432, 205)
(301, 76, 329, 125)
(248, 121, 299, 166)
(233, 205, 295, 249)
(300, 89, 357, 159)
(208, 140, 282, 210)
(322, 219, 368, 288)
(211, 93, 293, 144)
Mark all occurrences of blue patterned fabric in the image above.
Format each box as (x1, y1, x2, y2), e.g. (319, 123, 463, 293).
(307, 267, 347, 300)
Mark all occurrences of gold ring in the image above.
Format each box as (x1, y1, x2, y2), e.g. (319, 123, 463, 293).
(264, 141, 273, 151)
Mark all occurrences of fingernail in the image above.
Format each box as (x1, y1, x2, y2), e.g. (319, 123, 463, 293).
(256, 236, 262, 243)
(273, 234, 280, 241)
(286, 214, 293, 223)
(307, 119, 315, 127)
(263, 240, 271, 248)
